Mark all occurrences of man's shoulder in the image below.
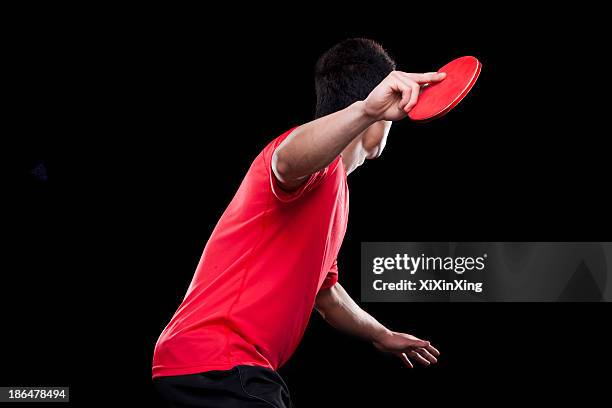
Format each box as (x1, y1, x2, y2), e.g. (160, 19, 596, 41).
(260, 126, 301, 160)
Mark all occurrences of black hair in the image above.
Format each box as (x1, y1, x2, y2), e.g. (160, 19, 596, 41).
(314, 38, 396, 119)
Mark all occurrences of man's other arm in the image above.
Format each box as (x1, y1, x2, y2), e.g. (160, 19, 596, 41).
(315, 283, 440, 368)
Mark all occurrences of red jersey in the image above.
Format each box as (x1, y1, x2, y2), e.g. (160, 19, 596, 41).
(152, 128, 349, 378)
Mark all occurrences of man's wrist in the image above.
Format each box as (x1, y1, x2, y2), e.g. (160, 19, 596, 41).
(351, 100, 379, 126)
(371, 326, 393, 345)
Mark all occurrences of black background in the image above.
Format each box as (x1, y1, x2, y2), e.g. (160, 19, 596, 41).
(8, 4, 611, 407)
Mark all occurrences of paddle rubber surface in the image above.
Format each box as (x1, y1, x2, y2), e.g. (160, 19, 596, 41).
(408, 56, 482, 122)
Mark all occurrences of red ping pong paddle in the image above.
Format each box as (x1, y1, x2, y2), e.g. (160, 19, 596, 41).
(408, 56, 482, 122)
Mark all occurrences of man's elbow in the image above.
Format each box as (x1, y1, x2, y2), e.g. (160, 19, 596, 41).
(272, 148, 294, 183)
(315, 286, 339, 319)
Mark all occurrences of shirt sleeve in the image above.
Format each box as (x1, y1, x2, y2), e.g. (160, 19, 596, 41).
(320, 259, 339, 289)
(267, 129, 340, 203)
(270, 165, 334, 203)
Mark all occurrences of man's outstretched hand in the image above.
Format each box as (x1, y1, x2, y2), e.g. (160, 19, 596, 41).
(363, 70, 446, 121)
(315, 285, 440, 369)
(372, 330, 440, 368)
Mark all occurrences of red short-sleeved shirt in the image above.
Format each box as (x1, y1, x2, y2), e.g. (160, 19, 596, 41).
(152, 128, 349, 378)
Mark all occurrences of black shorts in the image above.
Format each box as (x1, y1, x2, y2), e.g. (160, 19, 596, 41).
(154, 365, 292, 407)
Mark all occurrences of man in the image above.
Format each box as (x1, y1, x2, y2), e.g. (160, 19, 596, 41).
(153, 38, 444, 407)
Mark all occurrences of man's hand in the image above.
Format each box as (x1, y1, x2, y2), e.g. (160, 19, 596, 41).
(363, 71, 446, 121)
(372, 330, 441, 368)
(315, 284, 440, 368)
(272, 70, 444, 190)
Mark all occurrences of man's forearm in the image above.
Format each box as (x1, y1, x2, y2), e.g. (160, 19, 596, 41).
(315, 283, 390, 343)
(272, 101, 375, 185)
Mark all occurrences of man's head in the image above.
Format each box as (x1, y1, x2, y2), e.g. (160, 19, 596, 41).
(315, 38, 396, 119)
(315, 39, 396, 168)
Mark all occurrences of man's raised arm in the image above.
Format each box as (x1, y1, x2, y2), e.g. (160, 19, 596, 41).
(272, 71, 446, 190)
(315, 283, 440, 368)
